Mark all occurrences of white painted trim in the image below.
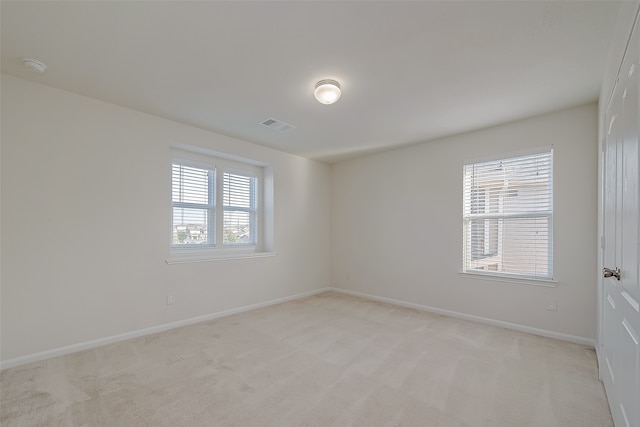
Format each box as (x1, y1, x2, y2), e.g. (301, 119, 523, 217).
(2, 286, 594, 370)
(463, 144, 554, 165)
(0, 287, 331, 370)
(458, 271, 557, 288)
(329, 287, 596, 348)
(166, 251, 275, 264)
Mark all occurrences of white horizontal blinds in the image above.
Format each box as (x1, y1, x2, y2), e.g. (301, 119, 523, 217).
(172, 162, 215, 246)
(223, 171, 258, 245)
(463, 150, 553, 279)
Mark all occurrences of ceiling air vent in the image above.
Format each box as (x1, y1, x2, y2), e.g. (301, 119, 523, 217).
(260, 117, 296, 133)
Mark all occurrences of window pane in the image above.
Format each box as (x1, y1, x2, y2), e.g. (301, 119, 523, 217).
(172, 164, 211, 205)
(223, 172, 257, 246)
(464, 153, 552, 216)
(224, 210, 254, 245)
(468, 217, 499, 260)
(466, 216, 550, 277)
(172, 207, 209, 245)
(223, 173, 256, 208)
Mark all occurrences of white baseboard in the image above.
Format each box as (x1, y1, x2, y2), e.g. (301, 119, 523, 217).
(0, 287, 331, 371)
(328, 287, 597, 348)
(1, 286, 595, 370)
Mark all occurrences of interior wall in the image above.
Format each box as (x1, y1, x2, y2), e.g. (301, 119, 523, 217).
(331, 103, 599, 341)
(0, 74, 331, 363)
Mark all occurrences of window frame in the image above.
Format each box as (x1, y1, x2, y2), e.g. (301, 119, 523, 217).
(168, 147, 270, 263)
(222, 167, 259, 247)
(171, 158, 217, 247)
(461, 147, 554, 283)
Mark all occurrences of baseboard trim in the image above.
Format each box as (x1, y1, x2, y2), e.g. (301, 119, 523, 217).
(2, 286, 595, 370)
(0, 287, 331, 370)
(328, 288, 596, 348)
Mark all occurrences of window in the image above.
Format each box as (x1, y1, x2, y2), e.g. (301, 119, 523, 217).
(463, 148, 553, 280)
(170, 148, 266, 262)
(222, 171, 258, 245)
(172, 161, 215, 246)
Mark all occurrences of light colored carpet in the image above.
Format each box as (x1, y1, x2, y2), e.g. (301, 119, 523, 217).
(1, 291, 612, 426)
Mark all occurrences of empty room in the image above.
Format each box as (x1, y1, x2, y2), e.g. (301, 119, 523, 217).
(1, 1, 639, 426)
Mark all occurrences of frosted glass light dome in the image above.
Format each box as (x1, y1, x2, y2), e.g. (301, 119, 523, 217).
(314, 79, 341, 105)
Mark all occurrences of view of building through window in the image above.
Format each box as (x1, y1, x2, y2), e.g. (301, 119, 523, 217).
(463, 149, 553, 279)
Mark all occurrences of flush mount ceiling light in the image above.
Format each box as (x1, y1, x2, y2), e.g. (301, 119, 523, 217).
(22, 58, 47, 73)
(314, 79, 341, 105)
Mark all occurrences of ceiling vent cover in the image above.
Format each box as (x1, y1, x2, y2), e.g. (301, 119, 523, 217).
(260, 117, 295, 133)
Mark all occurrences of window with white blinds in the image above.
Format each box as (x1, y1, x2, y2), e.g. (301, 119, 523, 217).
(170, 150, 262, 257)
(463, 148, 553, 280)
(223, 171, 258, 246)
(172, 161, 215, 246)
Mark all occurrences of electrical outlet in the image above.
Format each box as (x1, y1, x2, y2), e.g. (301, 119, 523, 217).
(167, 294, 176, 305)
(546, 299, 557, 311)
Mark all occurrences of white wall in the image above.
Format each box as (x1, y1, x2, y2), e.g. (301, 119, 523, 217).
(331, 103, 598, 341)
(0, 74, 331, 364)
(0, 71, 603, 365)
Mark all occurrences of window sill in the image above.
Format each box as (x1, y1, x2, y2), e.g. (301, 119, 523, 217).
(458, 271, 557, 288)
(166, 250, 275, 264)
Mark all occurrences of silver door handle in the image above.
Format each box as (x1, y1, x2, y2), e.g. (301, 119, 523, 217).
(602, 267, 621, 280)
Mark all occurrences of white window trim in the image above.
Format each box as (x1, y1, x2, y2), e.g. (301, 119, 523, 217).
(166, 248, 275, 264)
(167, 146, 273, 264)
(458, 271, 558, 287)
(462, 146, 554, 282)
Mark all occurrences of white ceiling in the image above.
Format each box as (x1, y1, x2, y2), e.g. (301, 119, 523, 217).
(1, 1, 621, 163)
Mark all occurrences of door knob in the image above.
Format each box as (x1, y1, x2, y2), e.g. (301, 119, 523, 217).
(602, 267, 621, 280)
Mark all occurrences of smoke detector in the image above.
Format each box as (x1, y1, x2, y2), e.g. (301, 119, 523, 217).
(22, 58, 47, 73)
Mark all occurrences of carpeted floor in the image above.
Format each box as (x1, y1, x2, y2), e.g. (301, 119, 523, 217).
(0, 291, 612, 426)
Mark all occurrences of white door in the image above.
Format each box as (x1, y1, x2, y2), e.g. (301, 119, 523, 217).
(601, 14, 640, 427)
